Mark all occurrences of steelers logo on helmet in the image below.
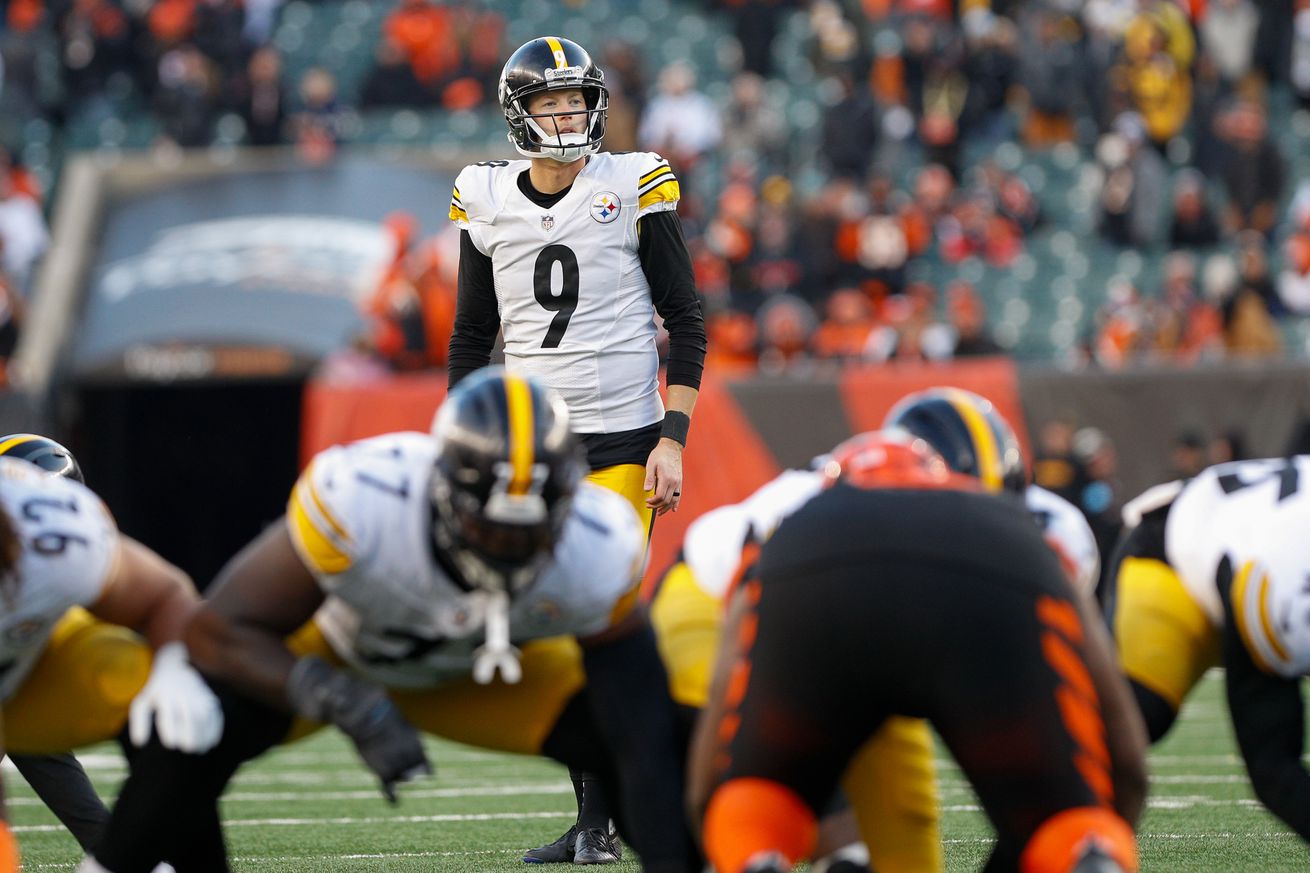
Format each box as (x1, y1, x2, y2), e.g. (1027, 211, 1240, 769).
(429, 368, 586, 595)
(0, 433, 84, 483)
(881, 388, 1026, 493)
(499, 36, 609, 163)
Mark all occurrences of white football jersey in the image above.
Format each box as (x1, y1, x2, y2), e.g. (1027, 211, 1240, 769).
(1120, 457, 1310, 628)
(1227, 513, 1310, 680)
(287, 433, 645, 688)
(0, 458, 120, 701)
(684, 470, 824, 600)
(1026, 484, 1101, 596)
(449, 152, 681, 433)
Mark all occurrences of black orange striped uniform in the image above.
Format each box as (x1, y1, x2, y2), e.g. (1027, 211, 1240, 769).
(651, 468, 943, 873)
(703, 482, 1134, 873)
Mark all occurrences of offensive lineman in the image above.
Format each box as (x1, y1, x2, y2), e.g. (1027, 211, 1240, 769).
(448, 36, 706, 862)
(689, 432, 1147, 873)
(1110, 455, 1310, 839)
(85, 370, 697, 873)
(0, 440, 223, 870)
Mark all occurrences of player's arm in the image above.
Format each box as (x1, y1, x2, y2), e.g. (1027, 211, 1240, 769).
(183, 522, 325, 710)
(638, 209, 705, 514)
(447, 228, 499, 388)
(1219, 563, 1310, 839)
(577, 605, 694, 872)
(87, 536, 198, 648)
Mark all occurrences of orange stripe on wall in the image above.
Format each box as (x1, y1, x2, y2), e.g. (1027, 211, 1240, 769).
(301, 372, 448, 465)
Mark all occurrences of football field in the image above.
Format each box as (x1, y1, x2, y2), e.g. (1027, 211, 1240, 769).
(10, 671, 1304, 871)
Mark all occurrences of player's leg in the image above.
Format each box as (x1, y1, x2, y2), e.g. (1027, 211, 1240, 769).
(88, 619, 334, 873)
(3, 608, 145, 850)
(928, 586, 1137, 873)
(1110, 555, 1219, 742)
(9, 753, 108, 851)
(521, 462, 654, 863)
(698, 574, 885, 873)
(838, 717, 943, 873)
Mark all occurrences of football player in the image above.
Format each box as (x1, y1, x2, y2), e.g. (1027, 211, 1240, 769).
(449, 35, 706, 863)
(882, 388, 1101, 597)
(0, 435, 223, 871)
(85, 369, 697, 873)
(689, 432, 1147, 873)
(1110, 455, 1310, 838)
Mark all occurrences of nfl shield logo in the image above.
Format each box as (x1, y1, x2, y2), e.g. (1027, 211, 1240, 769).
(591, 192, 621, 223)
(541, 214, 555, 231)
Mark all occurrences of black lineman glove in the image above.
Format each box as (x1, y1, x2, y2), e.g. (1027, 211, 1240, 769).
(287, 656, 432, 803)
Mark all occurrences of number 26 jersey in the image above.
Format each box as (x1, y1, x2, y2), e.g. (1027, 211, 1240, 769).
(449, 152, 680, 434)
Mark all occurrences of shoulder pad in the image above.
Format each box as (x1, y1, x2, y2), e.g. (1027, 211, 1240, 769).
(1122, 479, 1185, 528)
(635, 151, 680, 217)
(287, 432, 432, 576)
(450, 161, 527, 228)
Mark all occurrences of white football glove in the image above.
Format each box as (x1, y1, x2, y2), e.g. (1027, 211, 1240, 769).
(129, 642, 224, 753)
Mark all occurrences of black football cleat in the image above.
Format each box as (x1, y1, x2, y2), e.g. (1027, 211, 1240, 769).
(523, 826, 577, 864)
(573, 826, 621, 864)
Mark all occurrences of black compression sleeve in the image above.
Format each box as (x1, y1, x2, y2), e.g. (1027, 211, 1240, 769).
(1221, 577, 1310, 840)
(637, 211, 706, 390)
(582, 619, 697, 873)
(447, 230, 499, 388)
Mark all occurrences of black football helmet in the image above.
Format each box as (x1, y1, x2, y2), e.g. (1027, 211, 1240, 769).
(499, 36, 608, 163)
(882, 388, 1026, 493)
(0, 434, 84, 483)
(429, 368, 585, 594)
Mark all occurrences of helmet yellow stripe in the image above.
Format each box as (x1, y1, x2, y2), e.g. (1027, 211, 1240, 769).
(0, 435, 39, 456)
(945, 390, 1002, 491)
(544, 37, 568, 69)
(505, 375, 535, 495)
(1231, 562, 1274, 674)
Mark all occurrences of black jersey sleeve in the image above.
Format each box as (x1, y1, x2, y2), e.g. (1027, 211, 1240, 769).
(447, 229, 500, 388)
(637, 210, 706, 390)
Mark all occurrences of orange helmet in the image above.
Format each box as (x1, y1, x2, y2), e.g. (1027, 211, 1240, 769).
(819, 430, 979, 492)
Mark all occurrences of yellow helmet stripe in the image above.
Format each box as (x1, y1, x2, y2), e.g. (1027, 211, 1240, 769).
(505, 375, 535, 496)
(945, 389, 1002, 491)
(0, 434, 40, 456)
(1231, 561, 1275, 674)
(544, 37, 568, 69)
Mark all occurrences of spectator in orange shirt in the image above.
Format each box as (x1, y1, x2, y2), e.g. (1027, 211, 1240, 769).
(383, 0, 459, 87)
(811, 287, 878, 361)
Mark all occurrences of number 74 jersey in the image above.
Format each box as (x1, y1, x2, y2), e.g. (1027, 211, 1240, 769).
(449, 152, 680, 433)
(1128, 457, 1310, 652)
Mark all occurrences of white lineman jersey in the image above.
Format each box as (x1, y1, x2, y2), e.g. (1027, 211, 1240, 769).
(287, 432, 645, 688)
(684, 469, 825, 600)
(1026, 485, 1101, 596)
(0, 458, 119, 700)
(685, 471, 1102, 602)
(1120, 457, 1310, 631)
(449, 152, 681, 433)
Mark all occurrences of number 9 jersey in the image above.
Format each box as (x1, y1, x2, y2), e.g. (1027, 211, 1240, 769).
(287, 433, 646, 688)
(448, 152, 680, 434)
(0, 457, 119, 701)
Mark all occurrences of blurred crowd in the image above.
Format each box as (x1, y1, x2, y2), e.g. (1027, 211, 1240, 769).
(3, 0, 1310, 378)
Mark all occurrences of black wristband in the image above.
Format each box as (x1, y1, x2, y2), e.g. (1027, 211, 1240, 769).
(660, 411, 690, 447)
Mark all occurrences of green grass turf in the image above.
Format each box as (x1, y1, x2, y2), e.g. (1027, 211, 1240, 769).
(9, 671, 1306, 870)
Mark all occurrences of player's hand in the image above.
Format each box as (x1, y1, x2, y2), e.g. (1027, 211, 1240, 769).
(339, 687, 433, 803)
(129, 642, 225, 753)
(645, 438, 683, 516)
(286, 657, 432, 803)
